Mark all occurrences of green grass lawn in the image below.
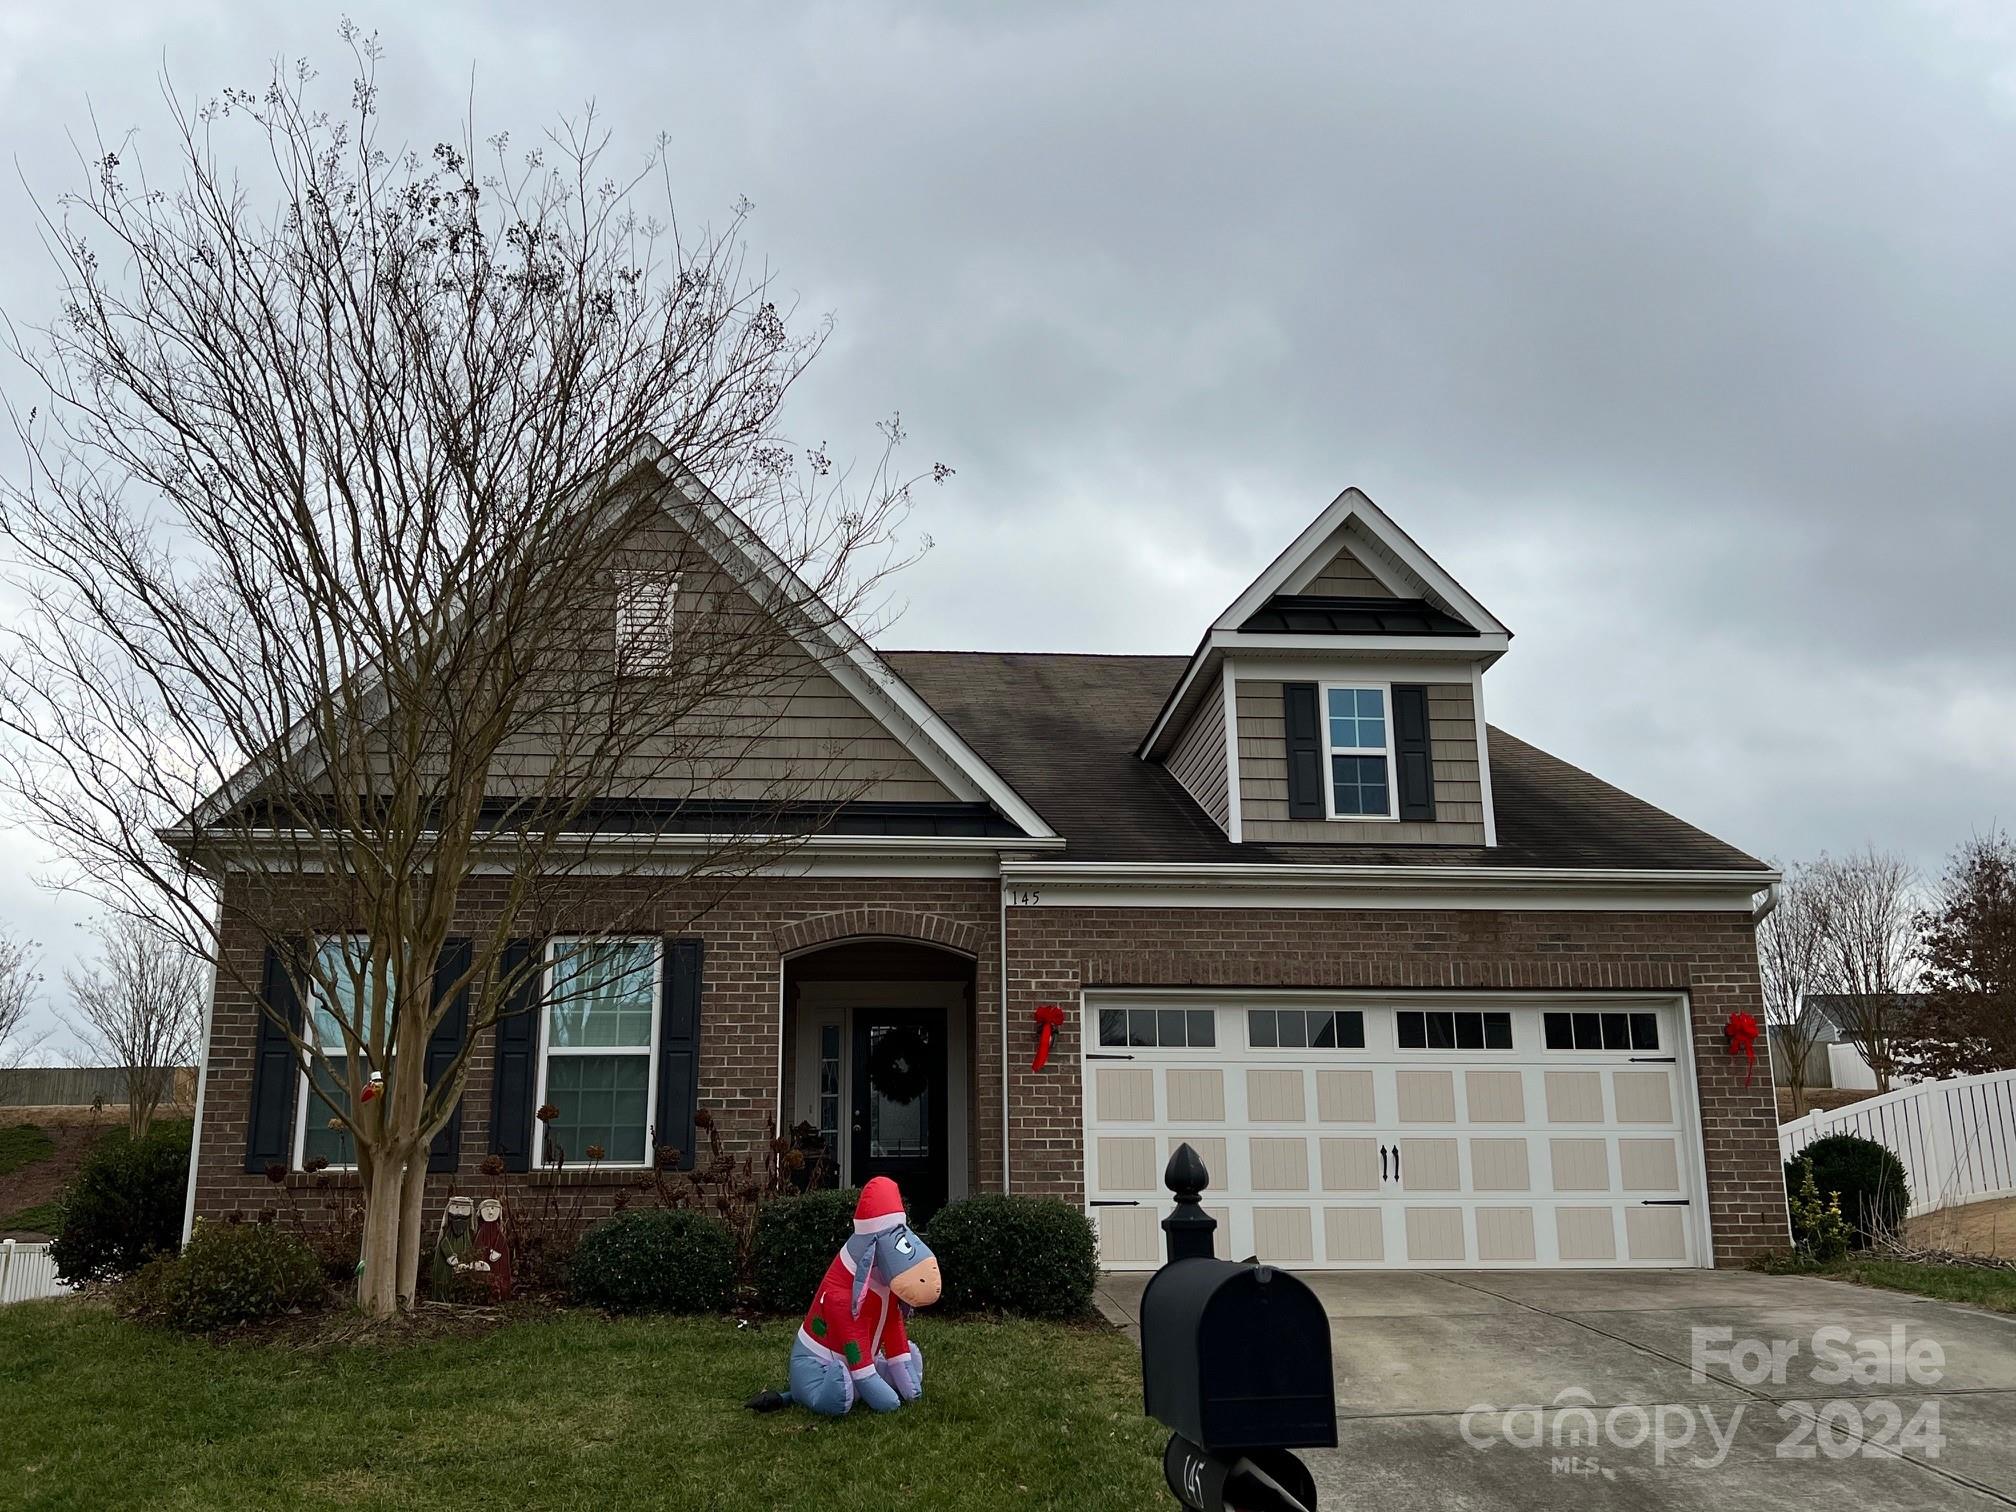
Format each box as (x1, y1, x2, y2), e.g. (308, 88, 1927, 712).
(0, 1301, 1168, 1512)
(0, 1200, 63, 1234)
(1819, 1256, 2016, 1315)
(0, 1123, 56, 1176)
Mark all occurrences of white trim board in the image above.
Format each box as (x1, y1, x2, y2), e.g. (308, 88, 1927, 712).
(1000, 861, 1777, 914)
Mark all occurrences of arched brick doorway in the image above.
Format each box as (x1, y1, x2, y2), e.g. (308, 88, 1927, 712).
(780, 936, 976, 1224)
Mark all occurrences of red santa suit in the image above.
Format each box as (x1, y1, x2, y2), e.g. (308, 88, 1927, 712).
(781, 1177, 930, 1415)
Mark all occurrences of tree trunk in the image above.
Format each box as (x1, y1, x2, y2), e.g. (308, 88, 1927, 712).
(395, 1156, 428, 1309)
(358, 1152, 406, 1317)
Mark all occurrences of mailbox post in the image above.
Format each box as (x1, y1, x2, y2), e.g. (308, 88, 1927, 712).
(1138, 1143, 1336, 1512)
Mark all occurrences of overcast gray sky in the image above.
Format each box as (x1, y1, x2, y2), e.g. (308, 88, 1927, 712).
(1, 1, 2011, 1053)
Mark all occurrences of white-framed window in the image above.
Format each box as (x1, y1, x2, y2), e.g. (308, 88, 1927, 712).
(535, 937, 661, 1168)
(615, 570, 679, 671)
(1321, 682, 1396, 819)
(295, 935, 394, 1171)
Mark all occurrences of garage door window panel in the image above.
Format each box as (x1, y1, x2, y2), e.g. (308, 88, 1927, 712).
(1543, 1011, 1660, 1052)
(1396, 1010, 1512, 1051)
(1249, 1008, 1363, 1050)
(1099, 1007, 1215, 1049)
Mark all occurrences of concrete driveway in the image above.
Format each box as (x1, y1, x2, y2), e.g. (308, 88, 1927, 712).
(1096, 1269, 2016, 1510)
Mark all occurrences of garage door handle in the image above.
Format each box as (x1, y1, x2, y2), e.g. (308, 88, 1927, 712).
(1640, 1199, 1690, 1205)
(1379, 1145, 1389, 1181)
(1393, 1145, 1401, 1184)
(1089, 1200, 1140, 1208)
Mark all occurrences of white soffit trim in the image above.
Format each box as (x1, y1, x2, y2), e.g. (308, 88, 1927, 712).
(998, 861, 1779, 913)
(661, 463, 1058, 841)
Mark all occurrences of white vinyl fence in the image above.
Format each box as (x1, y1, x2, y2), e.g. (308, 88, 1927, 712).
(1781, 1068, 2016, 1216)
(0, 1239, 70, 1304)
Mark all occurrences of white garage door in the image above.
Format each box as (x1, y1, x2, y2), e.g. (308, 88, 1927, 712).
(1083, 995, 1707, 1270)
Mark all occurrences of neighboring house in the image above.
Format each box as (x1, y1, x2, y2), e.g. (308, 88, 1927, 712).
(183, 484, 1786, 1269)
(1788, 994, 1927, 1092)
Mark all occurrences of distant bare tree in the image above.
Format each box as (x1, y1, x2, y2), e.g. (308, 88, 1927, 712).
(1759, 860, 1832, 1117)
(0, 34, 936, 1313)
(64, 917, 204, 1137)
(0, 932, 45, 1073)
(1813, 847, 1921, 1094)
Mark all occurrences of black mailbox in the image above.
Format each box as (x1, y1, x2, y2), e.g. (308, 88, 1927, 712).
(1140, 1255, 1337, 1453)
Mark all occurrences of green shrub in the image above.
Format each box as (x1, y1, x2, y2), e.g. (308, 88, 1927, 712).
(925, 1195, 1099, 1319)
(1786, 1159, 1852, 1262)
(570, 1209, 735, 1313)
(122, 1221, 326, 1332)
(1784, 1134, 1909, 1247)
(751, 1187, 859, 1313)
(51, 1122, 190, 1283)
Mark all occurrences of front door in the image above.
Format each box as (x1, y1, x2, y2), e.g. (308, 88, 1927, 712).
(851, 1009, 949, 1225)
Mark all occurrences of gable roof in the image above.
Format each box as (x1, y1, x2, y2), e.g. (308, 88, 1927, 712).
(1217, 487, 1510, 638)
(1140, 487, 1511, 760)
(885, 650, 1769, 873)
(183, 456, 1058, 845)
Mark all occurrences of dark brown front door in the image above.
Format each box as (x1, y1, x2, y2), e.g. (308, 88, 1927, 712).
(851, 1009, 948, 1225)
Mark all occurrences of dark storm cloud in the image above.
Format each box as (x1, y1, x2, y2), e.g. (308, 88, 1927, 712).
(2, 1, 2011, 1042)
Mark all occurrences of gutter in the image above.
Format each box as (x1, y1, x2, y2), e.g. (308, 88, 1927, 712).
(999, 860, 1782, 891)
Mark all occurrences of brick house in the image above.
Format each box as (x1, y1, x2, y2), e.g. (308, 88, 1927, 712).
(184, 483, 1789, 1269)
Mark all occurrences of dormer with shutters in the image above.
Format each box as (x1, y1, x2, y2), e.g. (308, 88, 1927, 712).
(1141, 489, 1509, 846)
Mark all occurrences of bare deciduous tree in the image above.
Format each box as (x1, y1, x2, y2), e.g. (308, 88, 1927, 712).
(1811, 847, 1921, 1094)
(64, 916, 204, 1137)
(1758, 860, 1832, 1117)
(0, 35, 939, 1313)
(0, 932, 44, 1072)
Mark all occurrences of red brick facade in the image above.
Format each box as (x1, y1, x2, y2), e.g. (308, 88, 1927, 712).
(191, 879, 1787, 1265)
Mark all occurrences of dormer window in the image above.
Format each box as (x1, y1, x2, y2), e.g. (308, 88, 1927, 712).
(616, 571, 679, 671)
(1324, 684, 1394, 818)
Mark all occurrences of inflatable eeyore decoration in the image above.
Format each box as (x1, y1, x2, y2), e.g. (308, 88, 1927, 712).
(746, 1177, 941, 1416)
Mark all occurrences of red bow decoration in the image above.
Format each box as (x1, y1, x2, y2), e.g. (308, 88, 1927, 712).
(1031, 1004, 1066, 1071)
(1724, 1011, 1760, 1085)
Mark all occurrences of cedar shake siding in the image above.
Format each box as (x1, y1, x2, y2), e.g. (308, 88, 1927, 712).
(1236, 678, 1487, 844)
(1164, 697, 1231, 834)
(1299, 541, 1394, 597)
(325, 509, 961, 808)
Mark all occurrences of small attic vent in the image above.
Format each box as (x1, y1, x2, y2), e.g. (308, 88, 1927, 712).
(616, 571, 679, 669)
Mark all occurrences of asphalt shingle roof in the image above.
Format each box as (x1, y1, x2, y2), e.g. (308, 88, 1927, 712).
(883, 650, 1769, 871)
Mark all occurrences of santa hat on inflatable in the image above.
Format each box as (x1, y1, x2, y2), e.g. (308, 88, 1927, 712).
(853, 1176, 908, 1235)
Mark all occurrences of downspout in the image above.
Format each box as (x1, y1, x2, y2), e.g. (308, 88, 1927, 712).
(180, 936, 223, 1246)
(999, 876, 1011, 1194)
(1750, 882, 1781, 926)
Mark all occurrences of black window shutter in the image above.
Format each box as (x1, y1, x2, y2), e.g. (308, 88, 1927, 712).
(1393, 684, 1437, 822)
(244, 943, 305, 1173)
(1283, 682, 1324, 820)
(488, 939, 542, 1173)
(658, 938, 704, 1171)
(426, 938, 472, 1174)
